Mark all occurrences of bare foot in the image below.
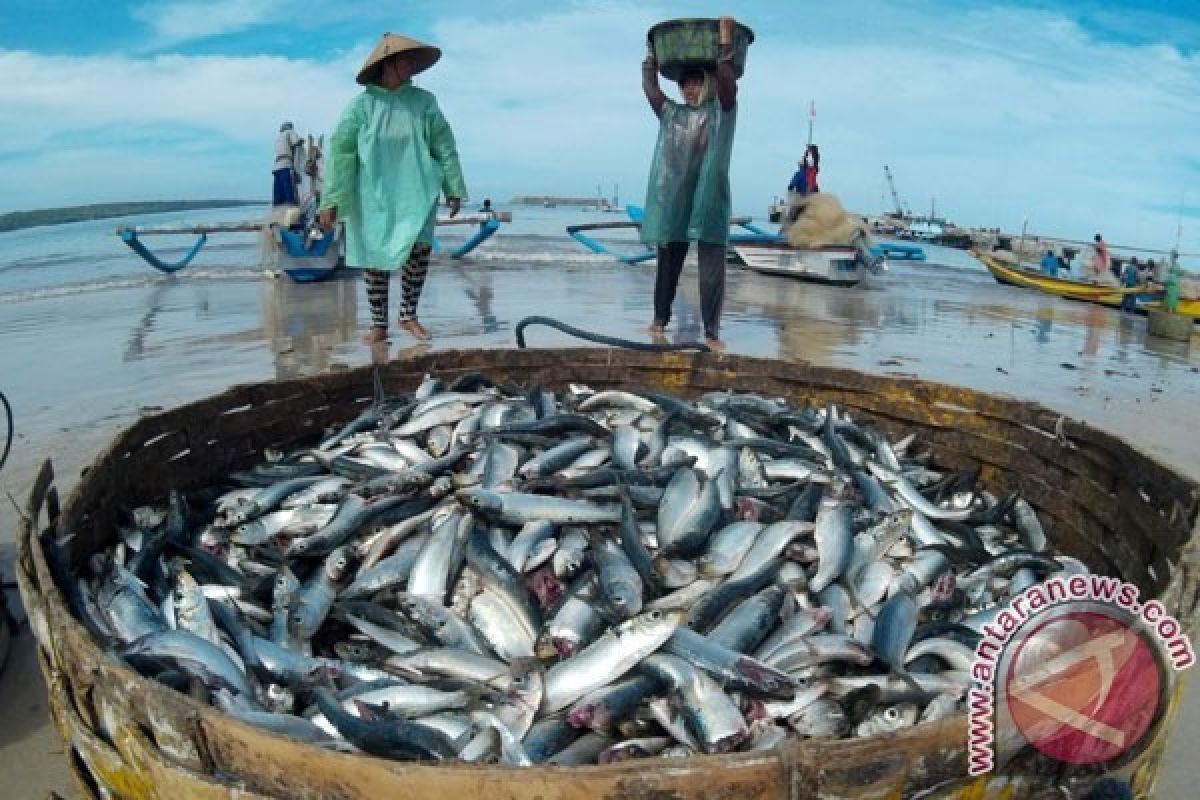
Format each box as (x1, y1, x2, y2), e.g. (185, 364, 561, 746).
(646, 321, 666, 334)
(400, 319, 432, 341)
(362, 326, 388, 345)
(705, 336, 726, 352)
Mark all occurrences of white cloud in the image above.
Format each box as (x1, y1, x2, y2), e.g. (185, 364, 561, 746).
(424, 2, 1200, 251)
(0, 48, 359, 151)
(132, 0, 288, 47)
(1, 0, 1198, 255)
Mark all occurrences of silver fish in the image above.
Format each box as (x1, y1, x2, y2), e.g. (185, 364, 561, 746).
(459, 490, 622, 526)
(810, 498, 854, 593)
(542, 609, 681, 713)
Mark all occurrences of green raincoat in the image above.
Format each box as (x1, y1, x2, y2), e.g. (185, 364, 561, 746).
(320, 83, 467, 269)
(639, 97, 737, 247)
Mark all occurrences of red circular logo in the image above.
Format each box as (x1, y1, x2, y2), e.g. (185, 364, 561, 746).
(1004, 610, 1163, 765)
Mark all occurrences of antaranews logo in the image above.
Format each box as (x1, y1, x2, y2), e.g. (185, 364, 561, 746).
(967, 574, 1194, 776)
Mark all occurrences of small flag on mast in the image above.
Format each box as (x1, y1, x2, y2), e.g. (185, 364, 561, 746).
(810, 100, 816, 118)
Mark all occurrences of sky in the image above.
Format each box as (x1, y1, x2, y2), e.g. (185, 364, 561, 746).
(0, 0, 1197, 251)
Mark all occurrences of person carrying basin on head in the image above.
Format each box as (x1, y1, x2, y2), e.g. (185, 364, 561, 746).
(318, 32, 467, 344)
(640, 16, 742, 352)
(273, 122, 305, 207)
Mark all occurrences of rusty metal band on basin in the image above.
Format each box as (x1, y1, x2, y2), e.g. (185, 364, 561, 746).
(15, 348, 1200, 799)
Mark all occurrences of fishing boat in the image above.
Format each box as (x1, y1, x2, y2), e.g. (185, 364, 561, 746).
(973, 250, 1155, 310)
(1139, 297, 1200, 320)
(733, 240, 882, 286)
(117, 212, 510, 283)
(875, 241, 926, 261)
(566, 205, 780, 265)
(569, 206, 898, 285)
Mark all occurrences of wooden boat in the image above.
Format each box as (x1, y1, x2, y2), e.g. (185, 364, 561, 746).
(733, 239, 882, 286)
(973, 250, 1156, 309)
(16, 347, 1198, 799)
(1139, 297, 1200, 321)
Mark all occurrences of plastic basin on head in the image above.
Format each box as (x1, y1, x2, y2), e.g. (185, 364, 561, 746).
(648, 17, 755, 82)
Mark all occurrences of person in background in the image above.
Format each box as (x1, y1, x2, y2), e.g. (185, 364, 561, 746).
(318, 33, 467, 344)
(788, 144, 820, 196)
(480, 198, 495, 217)
(640, 15, 741, 351)
(1091, 233, 1111, 282)
(1040, 249, 1059, 276)
(273, 122, 305, 206)
(1120, 257, 1140, 311)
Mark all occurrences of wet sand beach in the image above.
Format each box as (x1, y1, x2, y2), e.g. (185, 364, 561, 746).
(1, 246, 1197, 797)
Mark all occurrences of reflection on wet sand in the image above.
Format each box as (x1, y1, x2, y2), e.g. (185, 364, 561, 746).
(1143, 331, 1191, 361)
(261, 275, 358, 379)
(1082, 305, 1106, 357)
(123, 278, 210, 362)
(447, 263, 500, 334)
(1033, 301, 1055, 344)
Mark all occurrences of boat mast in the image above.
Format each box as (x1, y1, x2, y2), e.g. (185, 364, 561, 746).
(884, 166, 904, 216)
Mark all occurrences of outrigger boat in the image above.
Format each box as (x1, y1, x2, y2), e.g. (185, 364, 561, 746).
(972, 249, 1158, 311)
(117, 212, 510, 284)
(733, 234, 886, 286)
(568, 205, 895, 286)
(566, 205, 779, 264)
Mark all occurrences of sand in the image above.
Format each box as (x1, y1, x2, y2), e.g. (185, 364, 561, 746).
(1, 253, 1197, 797)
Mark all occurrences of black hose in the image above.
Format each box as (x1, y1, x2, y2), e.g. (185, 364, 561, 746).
(515, 316, 711, 353)
(0, 390, 10, 474)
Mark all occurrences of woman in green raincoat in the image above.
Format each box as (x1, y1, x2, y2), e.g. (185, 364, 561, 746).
(318, 33, 467, 343)
(640, 16, 740, 351)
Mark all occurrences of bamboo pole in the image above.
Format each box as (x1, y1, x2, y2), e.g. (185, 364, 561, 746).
(119, 212, 512, 237)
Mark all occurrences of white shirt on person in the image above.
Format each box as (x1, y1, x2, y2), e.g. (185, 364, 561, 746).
(274, 130, 304, 171)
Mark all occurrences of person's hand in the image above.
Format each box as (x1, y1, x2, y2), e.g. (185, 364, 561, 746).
(447, 197, 461, 218)
(318, 207, 337, 232)
(719, 16, 735, 45)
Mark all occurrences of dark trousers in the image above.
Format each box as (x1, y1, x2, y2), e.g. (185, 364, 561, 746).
(272, 168, 297, 206)
(653, 241, 726, 340)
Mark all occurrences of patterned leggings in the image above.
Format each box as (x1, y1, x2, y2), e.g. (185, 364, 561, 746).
(363, 243, 432, 327)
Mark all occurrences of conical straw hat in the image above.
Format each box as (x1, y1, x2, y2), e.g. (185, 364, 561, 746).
(356, 33, 442, 86)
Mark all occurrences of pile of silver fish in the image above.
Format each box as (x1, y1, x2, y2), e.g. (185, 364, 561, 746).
(55, 373, 1087, 765)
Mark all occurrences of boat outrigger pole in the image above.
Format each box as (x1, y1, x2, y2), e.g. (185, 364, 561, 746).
(430, 212, 511, 259)
(117, 213, 512, 277)
(116, 221, 263, 274)
(567, 206, 780, 264)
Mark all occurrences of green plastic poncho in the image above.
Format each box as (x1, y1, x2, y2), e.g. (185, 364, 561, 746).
(639, 97, 737, 247)
(320, 83, 467, 269)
